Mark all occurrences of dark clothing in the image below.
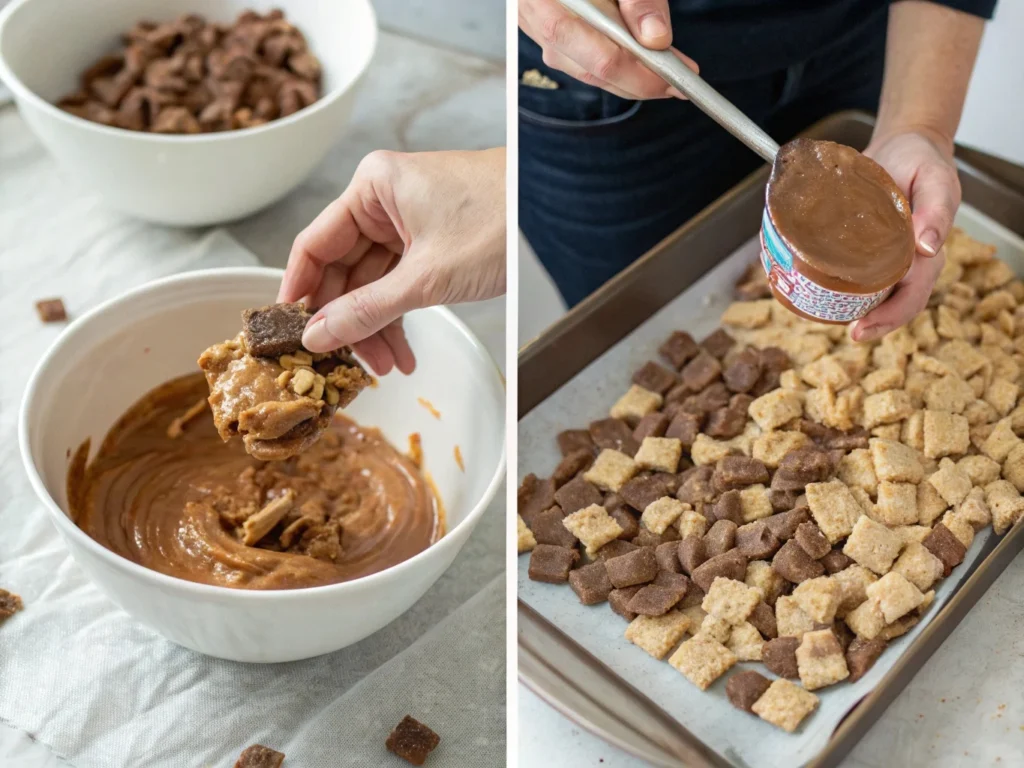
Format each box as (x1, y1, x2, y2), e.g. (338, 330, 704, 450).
(519, 0, 997, 307)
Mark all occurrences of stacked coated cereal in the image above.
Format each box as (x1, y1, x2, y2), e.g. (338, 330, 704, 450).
(518, 228, 1024, 733)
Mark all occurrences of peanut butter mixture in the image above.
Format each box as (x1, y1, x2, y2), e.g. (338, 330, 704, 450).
(69, 374, 442, 590)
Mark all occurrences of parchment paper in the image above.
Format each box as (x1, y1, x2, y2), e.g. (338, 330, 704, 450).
(0, 230, 506, 768)
(518, 204, 1024, 768)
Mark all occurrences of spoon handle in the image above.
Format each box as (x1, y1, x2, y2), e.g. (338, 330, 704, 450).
(556, 0, 780, 163)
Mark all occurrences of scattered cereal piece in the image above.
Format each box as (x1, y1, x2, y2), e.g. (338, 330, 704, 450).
(669, 634, 738, 690)
(634, 436, 683, 473)
(866, 572, 925, 624)
(862, 390, 914, 429)
(528, 545, 579, 583)
(701, 577, 762, 625)
(870, 438, 924, 483)
(981, 419, 1021, 463)
(726, 669, 773, 712)
(0, 589, 23, 622)
(892, 542, 944, 592)
(640, 497, 685, 535)
(745, 560, 787, 605)
(985, 480, 1024, 535)
(844, 597, 887, 640)
(928, 458, 973, 506)
(517, 515, 536, 553)
(796, 628, 849, 690)
(751, 679, 819, 732)
(727, 621, 766, 661)
(922, 410, 970, 459)
(837, 449, 878, 495)
(832, 565, 878, 615)
(721, 300, 773, 329)
(738, 484, 773, 523)
(606, 547, 659, 588)
(940, 510, 975, 550)
(775, 595, 815, 639)
(843, 516, 902, 575)
(917, 480, 949, 526)
(610, 384, 663, 426)
(873, 482, 919, 526)
(958, 454, 1001, 486)
(923, 375, 974, 414)
(234, 745, 285, 768)
(386, 716, 440, 766)
(749, 389, 803, 432)
(846, 637, 887, 683)
(984, 377, 1019, 417)
(791, 577, 841, 624)
(583, 449, 638, 492)
(569, 562, 614, 605)
(677, 508, 709, 540)
(772, 540, 825, 584)
(242, 303, 310, 358)
(805, 480, 862, 544)
(562, 504, 623, 554)
(35, 297, 67, 323)
(626, 610, 691, 659)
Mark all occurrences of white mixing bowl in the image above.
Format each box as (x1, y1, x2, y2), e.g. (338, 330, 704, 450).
(19, 269, 506, 662)
(0, 0, 376, 226)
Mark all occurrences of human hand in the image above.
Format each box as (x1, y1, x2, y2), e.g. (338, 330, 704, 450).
(850, 129, 960, 342)
(277, 148, 506, 375)
(519, 0, 698, 100)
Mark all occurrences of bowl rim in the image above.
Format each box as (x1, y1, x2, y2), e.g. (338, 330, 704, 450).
(17, 266, 507, 601)
(0, 0, 378, 144)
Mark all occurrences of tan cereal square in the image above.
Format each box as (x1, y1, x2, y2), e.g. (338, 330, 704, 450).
(791, 577, 841, 624)
(833, 565, 878, 615)
(985, 377, 1019, 416)
(751, 679, 819, 733)
(958, 455, 1002, 486)
(901, 410, 925, 451)
(924, 375, 974, 414)
(982, 419, 1021, 463)
(861, 368, 905, 394)
(910, 312, 940, 350)
(1002, 443, 1024, 493)
(748, 389, 804, 432)
(610, 384, 663, 425)
(721, 300, 773, 329)
(739, 484, 773, 523)
(957, 488, 991, 530)
(917, 480, 949, 526)
(912, 352, 954, 378)
(690, 434, 734, 466)
(702, 577, 762, 625)
(796, 629, 850, 690)
(863, 390, 914, 429)
(583, 449, 638, 492)
(838, 449, 878, 495)
(927, 458, 973, 506)
(727, 622, 765, 662)
(517, 515, 537, 553)
(937, 340, 990, 379)
(872, 424, 902, 440)
(892, 524, 933, 547)
(940, 510, 975, 549)
(874, 482, 919, 526)
(634, 436, 683, 473)
(625, 610, 691, 659)
(562, 503, 625, 554)
(923, 410, 970, 459)
(680, 605, 708, 632)
(892, 542, 944, 592)
(843, 516, 902, 575)
(745, 560, 787, 606)
(752, 430, 811, 469)
(779, 369, 806, 391)
(844, 597, 886, 640)
(805, 480, 862, 543)
(668, 635, 737, 690)
(775, 595, 815, 639)
(870, 438, 924, 483)
(641, 497, 686, 535)
(677, 507, 708, 539)
(697, 614, 734, 643)
(800, 356, 851, 390)
(866, 572, 925, 623)
(985, 479, 1024, 534)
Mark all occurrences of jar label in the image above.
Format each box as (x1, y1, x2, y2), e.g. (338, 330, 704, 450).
(760, 208, 890, 323)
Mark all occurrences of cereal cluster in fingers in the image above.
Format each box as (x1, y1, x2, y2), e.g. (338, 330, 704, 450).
(58, 10, 321, 134)
(519, 228, 1024, 732)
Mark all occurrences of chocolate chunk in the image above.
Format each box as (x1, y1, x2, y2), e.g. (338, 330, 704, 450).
(619, 474, 671, 512)
(771, 447, 834, 492)
(518, 474, 556, 528)
(528, 545, 579, 583)
(659, 331, 700, 369)
(241, 302, 310, 357)
(677, 535, 707, 576)
(665, 411, 702, 448)
(554, 475, 603, 514)
(703, 519, 738, 558)
(569, 561, 614, 605)
(529, 507, 577, 548)
(820, 549, 854, 574)
(35, 298, 67, 323)
(713, 456, 769, 493)
(794, 522, 831, 559)
(605, 547, 659, 588)
(0, 589, 23, 621)
(632, 361, 679, 394)
(922, 523, 966, 577)
(589, 418, 639, 456)
(846, 637, 887, 683)
(723, 348, 762, 394)
(769, 489, 800, 512)
(626, 584, 683, 616)
(702, 328, 735, 359)
(772, 540, 825, 583)
(704, 406, 747, 439)
(633, 412, 670, 442)
(552, 449, 594, 488)
(735, 520, 781, 559)
(681, 350, 723, 391)
(764, 506, 812, 540)
(234, 745, 285, 768)
(557, 429, 595, 456)
(691, 550, 748, 592)
(677, 466, 716, 505)
(762, 637, 800, 678)
(608, 507, 640, 540)
(653, 570, 690, 599)
(655, 541, 683, 573)
(748, 601, 778, 639)
(386, 716, 440, 766)
(608, 586, 643, 620)
(595, 539, 639, 561)
(633, 527, 678, 548)
(726, 670, 773, 713)
(711, 490, 744, 525)
(758, 346, 791, 373)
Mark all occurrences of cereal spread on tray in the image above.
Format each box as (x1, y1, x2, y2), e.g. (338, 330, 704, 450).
(518, 228, 1024, 733)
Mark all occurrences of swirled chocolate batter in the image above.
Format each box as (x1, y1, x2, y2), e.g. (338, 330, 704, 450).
(68, 374, 443, 590)
(767, 139, 915, 295)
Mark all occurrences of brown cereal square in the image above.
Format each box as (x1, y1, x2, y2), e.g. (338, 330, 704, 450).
(659, 331, 700, 369)
(752, 679, 819, 732)
(796, 629, 849, 690)
(634, 437, 683, 474)
(870, 438, 924, 483)
(627, 584, 685, 616)
(518, 474, 555, 527)
(385, 716, 440, 766)
(713, 455, 770, 492)
(633, 412, 670, 442)
(234, 745, 286, 768)
(701, 576, 762, 625)
(702, 328, 736, 359)
(633, 528, 676, 548)
(557, 429, 595, 457)
(723, 348, 763, 394)
(704, 406, 748, 439)
(923, 410, 970, 459)
(846, 637, 887, 683)
(711, 489, 744, 525)
(791, 577, 841, 624)
(772, 540, 825, 584)
(589, 418, 640, 456)
(842, 517, 902, 575)
(763, 636, 801, 678)
(551, 450, 594, 488)
(805, 480, 862, 544)
(874, 482, 919, 526)
(655, 541, 683, 573)
(36, 297, 67, 323)
(749, 389, 803, 432)
(633, 361, 679, 395)
(668, 634, 737, 690)
(735, 520, 782, 559)
(691, 550, 748, 592)
(583, 449, 638, 493)
(748, 599, 778, 639)
(682, 350, 724, 391)
(562, 504, 624, 554)
(641, 497, 686, 535)
(528, 545, 579, 583)
(665, 411, 702, 448)
(677, 536, 708, 576)
(820, 549, 854, 574)
(0, 589, 23, 621)
(596, 539, 639, 562)
(553, 475, 603, 515)
(726, 670, 773, 712)
(517, 515, 536, 554)
(610, 385, 663, 426)
(619, 473, 673, 512)
(606, 547, 659, 588)
(703, 519, 738, 558)
(625, 610, 691, 658)
(922, 522, 967, 575)
(609, 586, 643, 620)
(764, 506, 812, 540)
(865, 572, 925, 623)
(529, 507, 576, 548)
(793, 521, 830, 560)
(771, 446, 834, 493)
(241, 302, 310, 357)
(568, 561, 614, 605)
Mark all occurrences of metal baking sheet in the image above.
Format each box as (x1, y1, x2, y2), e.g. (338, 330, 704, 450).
(517, 112, 1024, 767)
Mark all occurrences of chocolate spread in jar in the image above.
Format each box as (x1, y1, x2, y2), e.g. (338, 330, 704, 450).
(762, 139, 915, 323)
(68, 374, 443, 590)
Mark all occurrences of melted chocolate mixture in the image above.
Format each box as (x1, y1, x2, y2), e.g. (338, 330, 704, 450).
(68, 374, 442, 590)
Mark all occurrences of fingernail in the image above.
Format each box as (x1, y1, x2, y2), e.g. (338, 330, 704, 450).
(302, 317, 337, 353)
(857, 323, 891, 342)
(639, 15, 669, 41)
(918, 229, 941, 257)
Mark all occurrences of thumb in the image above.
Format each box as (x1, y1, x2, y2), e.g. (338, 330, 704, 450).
(302, 267, 419, 353)
(618, 0, 672, 49)
(910, 162, 960, 258)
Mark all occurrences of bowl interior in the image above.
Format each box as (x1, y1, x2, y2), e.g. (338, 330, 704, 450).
(0, 0, 374, 103)
(24, 269, 505, 547)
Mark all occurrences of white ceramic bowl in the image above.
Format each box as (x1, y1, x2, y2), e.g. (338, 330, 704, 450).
(0, 0, 376, 226)
(19, 269, 506, 662)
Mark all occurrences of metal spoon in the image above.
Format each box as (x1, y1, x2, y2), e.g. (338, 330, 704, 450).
(556, 0, 780, 163)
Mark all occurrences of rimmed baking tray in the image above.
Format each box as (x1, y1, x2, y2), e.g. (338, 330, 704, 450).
(517, 111, 1024, 767)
